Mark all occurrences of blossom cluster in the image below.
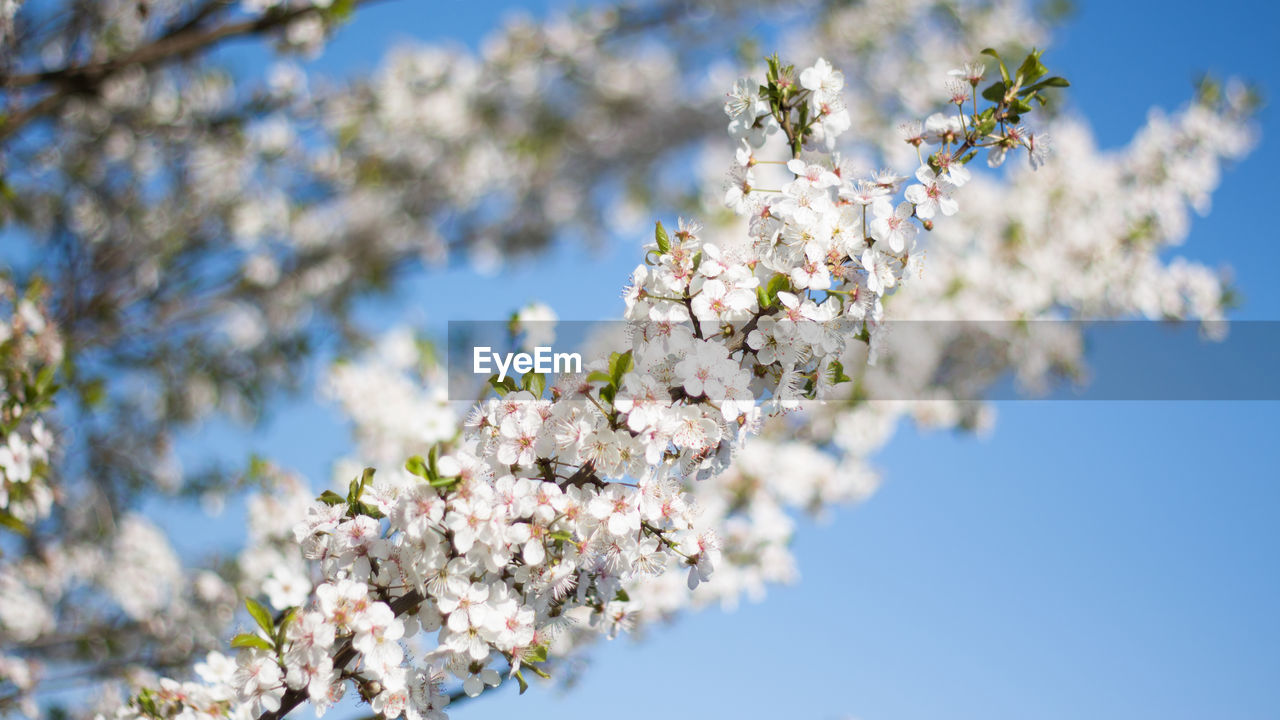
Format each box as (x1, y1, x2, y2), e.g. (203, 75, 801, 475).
(93, 52, 1067, 720)
(82, 69, 1254, 719)
(0, 1, 1257, 717)
(307, 46, 1256, 710)
(0, 279, 61, 527)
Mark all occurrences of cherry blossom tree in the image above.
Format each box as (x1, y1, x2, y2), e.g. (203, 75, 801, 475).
(0, 0, 1256, 718)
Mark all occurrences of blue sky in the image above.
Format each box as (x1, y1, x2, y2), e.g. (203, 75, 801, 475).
(170, 1, 1280, 718)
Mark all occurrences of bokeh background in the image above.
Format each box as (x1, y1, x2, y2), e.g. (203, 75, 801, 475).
(146, 1, 1280, 718)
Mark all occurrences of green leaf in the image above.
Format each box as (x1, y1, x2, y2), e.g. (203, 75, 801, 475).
(981, 81, 1007, 103)
(78, 378, 106, 409)
(654, 221, 670, 254)
(522, 371, 546, 398)
(325, 0, 357, 21)
(527, 644, 549, 664)
(405, 455, 432, 480)
(980, 48, 1010, 85)
(586, 371, 613, 386)
(318, 490, 346, 506)
(35, 365, 55, 393)
(756, 284, 772, 310)
(515, 669, 529, 694)
(428, 476, 459, 490)
(275, 607, 299, 644)
(230, 633, 274, 651)
(757, 273, 791, 310)
(766, 273, 790, 298)
(1015, 49, 1047, 85)
(608, 351, 633, 388)
(135, 688, 158, 716)
(829, 360, 853, 385)
(0, 511, 28, 535)
(488, 374, 518, 396)
(1023, 76, 1070, 94)
(245, 598, 274, 634)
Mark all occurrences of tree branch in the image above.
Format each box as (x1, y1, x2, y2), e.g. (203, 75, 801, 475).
(0, 0, 382, 142)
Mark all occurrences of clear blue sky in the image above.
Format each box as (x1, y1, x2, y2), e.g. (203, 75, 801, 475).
(170, 1, 1280, 718)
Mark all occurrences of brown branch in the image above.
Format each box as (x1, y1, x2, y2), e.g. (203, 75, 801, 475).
(0, 0, 383, 142)
(159, 0, 237, 41)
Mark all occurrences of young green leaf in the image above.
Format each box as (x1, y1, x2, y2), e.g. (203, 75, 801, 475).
(274, 607, 299, 645)
(0, 512, 28, 535)
(405, 455, 432, 480)
(1015, 49, 1047, 85)
(488, 374, 517, 396)
(230, 633, 274, 651)
(980, 48, 1010, 84)
(654, 221, 670, 254)
(586, 371, 613, 386)
(756, 284, 772, 310)
(523, 371, 546, 398)
(608, 350, 633, 387)
(245, 597, 274, 634)
(317, 490, 346, 506)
